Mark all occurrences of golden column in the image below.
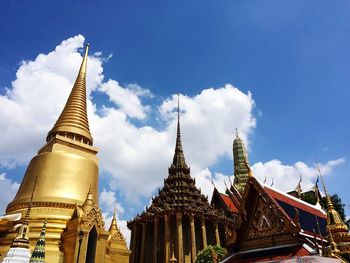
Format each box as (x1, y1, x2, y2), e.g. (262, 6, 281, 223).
(214, 222, 220, 246)
(201, 219, 207, 249)
(153, 217, 158, 263)
(140, 223, 146, 263)
(164, 214, 170, 263)
(176, 212, 184, 263)
(190, 215, 197, 263)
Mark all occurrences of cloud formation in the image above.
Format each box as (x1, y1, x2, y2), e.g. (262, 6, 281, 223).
(0, 173, 19, 213)
(0, 35, 255, 236)
(251, 158, 345, 192)
(0, 35, 345, 242)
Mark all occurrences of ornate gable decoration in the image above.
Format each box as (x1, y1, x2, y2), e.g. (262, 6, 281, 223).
(80, 206, 105, 231)
(247, 196, 288, 240)
(240, 176, 298, 245)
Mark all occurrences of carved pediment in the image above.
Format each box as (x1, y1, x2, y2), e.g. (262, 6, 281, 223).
(246, 197, 286, 240)
(80, 206, 105, 231)
(238, 177, 298, 248)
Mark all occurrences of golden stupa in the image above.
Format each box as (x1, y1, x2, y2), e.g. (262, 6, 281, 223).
(0, 44, 130, 262)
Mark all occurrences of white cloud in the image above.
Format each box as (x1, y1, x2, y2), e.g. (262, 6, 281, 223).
(0, 173, 20, 214)
(99, 189, 124, 216)
(251, 158, 345, 192)
(98, 80, 151, 119)
(0, 34, 103, 167)
(191, 168, 234, 201)
(100, 189, 130, 245)
(0, 34, 344, 230)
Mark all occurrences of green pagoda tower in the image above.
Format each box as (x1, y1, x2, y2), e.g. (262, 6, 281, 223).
(233, 131, 250, 193)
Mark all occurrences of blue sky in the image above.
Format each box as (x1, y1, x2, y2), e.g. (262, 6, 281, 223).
(1, 1, 349, 240)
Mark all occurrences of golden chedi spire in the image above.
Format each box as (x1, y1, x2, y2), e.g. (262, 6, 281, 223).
(1, 43, 100, 262)
(318, 167, 348, 232)
(47, 44, 93, 145)
(317, 165, 350, 256)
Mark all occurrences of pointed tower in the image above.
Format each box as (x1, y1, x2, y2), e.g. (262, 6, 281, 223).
(233, 130, 250, 193)
(105, 206, 131, 263)
(128, 95, 233, 263)
(172, 95, 188, 169)
(29, 219, 47, 263)
(1, 177, 37, 263)
(46, 44, 93, 145)
(0, 44, 101, 262)
(318, 166, 350, 256)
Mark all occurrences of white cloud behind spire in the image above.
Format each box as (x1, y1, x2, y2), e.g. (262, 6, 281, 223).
(0, 35, 345, 241)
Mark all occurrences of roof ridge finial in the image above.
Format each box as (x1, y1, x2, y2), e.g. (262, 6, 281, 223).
(295, 171, 302, 198)
(46, 43, 93, 145)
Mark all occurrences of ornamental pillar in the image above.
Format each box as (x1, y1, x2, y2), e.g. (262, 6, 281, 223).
(164, 214, 170, 263)
(141, 223, 146, 263)
(176, 212, 184, 263)
(214, 222, 220, 246)
(201, 219, 207, 248)
(153, 218, 158, 263)
(190, 215, 197, 263)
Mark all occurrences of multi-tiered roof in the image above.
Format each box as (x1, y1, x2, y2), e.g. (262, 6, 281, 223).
(129, 100, 232, 225)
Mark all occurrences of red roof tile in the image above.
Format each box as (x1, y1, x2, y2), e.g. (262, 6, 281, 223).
(220, 194, 239, 213)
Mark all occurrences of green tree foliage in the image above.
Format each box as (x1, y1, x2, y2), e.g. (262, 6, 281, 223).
(195, 245, 227, 263)
(320, 194, 349, 228)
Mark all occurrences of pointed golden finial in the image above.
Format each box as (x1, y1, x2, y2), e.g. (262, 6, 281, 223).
(46, 43, 93, 145)
(316, 163, 349, 239)
(82, 183, 94, 213)
(109, 205, 118, 233)
(316, 163, 333, 209)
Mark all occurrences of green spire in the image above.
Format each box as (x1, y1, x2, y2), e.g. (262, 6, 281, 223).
(233, 130, 250, 192)
(30, 219, 47, 263)
(172, 94, 188, 169)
